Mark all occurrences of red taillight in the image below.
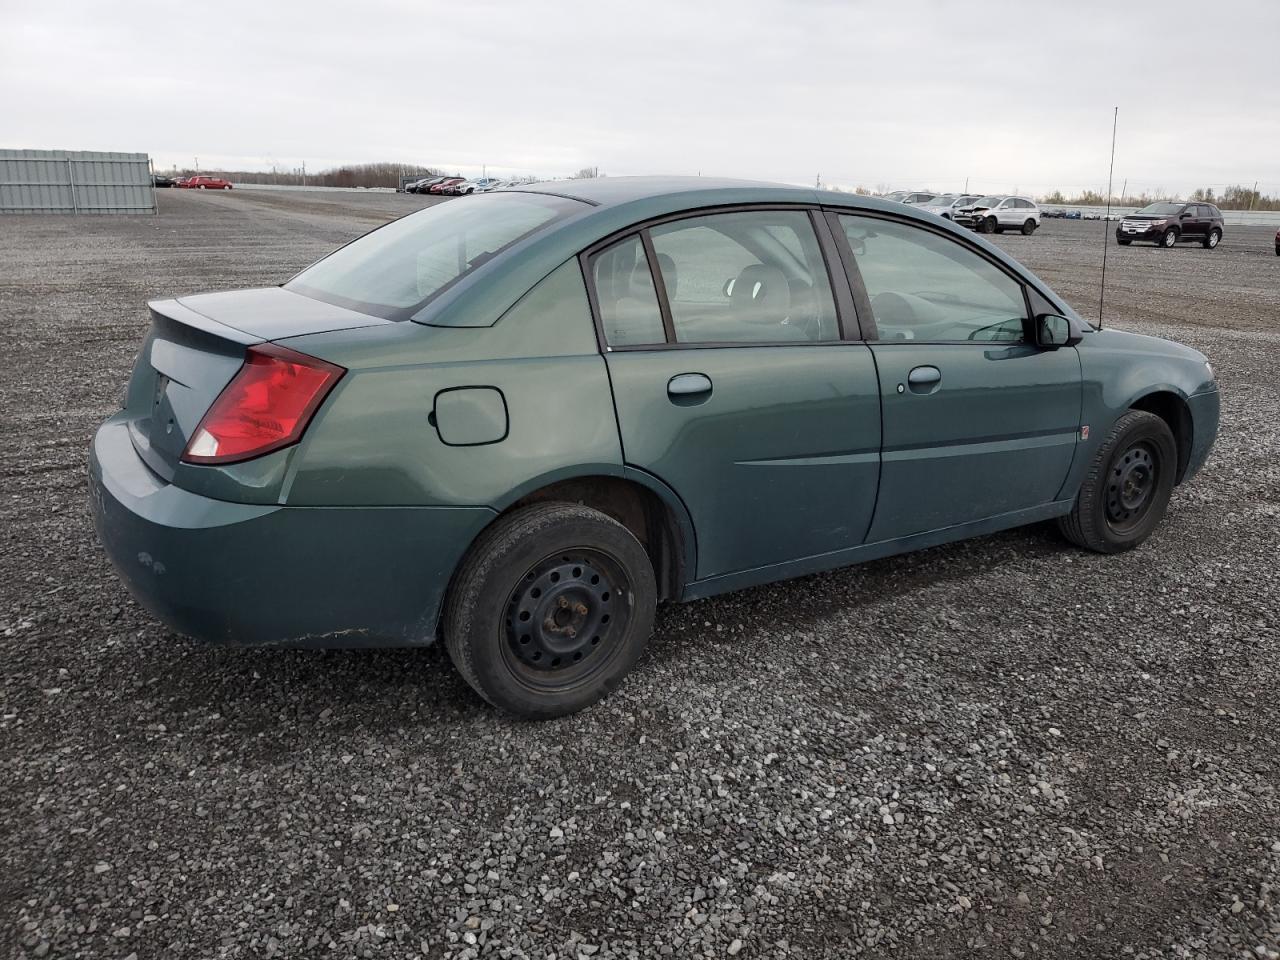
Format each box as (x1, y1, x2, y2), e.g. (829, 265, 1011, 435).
(182, 344, 344, 465)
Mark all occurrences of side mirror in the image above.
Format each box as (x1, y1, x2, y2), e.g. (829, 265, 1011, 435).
(1179, 211, 1193, 218)
(1034, 313, 1083, 350)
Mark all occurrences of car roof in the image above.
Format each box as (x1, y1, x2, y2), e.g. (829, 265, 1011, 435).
(517, 175, 799, 207)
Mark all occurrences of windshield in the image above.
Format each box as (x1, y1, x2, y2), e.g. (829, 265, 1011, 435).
(1136, 202, 1184, 216)
(287, 192, 583, 319)
(924, 195, 956, 205)
(970, 196, 1002, 207)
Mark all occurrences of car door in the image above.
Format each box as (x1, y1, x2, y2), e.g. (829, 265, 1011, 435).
(832, 211, 1081, 542)
(1179, 205, 1204, 239)
(997, 198, 1020, 228)
(590, 210, 882, 581)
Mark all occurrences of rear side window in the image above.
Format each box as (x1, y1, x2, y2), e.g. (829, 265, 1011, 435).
(649, 210, 839, 343)
(840, 214, 1027, 343)
(287, 192, 584, 320)
(592, 235, 666, 347)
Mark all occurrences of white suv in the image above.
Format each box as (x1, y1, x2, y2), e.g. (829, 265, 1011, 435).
(955, 196, 1042, 235)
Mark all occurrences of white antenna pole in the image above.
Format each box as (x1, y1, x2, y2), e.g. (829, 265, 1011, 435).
(1098, 107, 1118, 328)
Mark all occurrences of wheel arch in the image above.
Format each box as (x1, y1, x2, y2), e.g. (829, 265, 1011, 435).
(484, 468, 697, 602)
(1129, 389, 1193, 483)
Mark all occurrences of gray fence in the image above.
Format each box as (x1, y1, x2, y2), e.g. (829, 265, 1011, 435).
(0, 149, 156, 214)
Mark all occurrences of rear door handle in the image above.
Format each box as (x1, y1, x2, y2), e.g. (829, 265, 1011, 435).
(668, 373, 712, 400)
(906, 365, 942, 394)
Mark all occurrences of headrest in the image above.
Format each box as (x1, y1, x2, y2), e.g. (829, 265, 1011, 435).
(729, 264, 789, 323)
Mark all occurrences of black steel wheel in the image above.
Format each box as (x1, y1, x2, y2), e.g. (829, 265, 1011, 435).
(503, 549, 629, 687)
(1059, 410, 1177, 553)
(1103, 441, 1159, 535)
(1021, 218, 1037, 235)
(443, 503, 657, 718)
(981, 216, 998, 234)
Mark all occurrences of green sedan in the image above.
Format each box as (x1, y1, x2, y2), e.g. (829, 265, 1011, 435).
(89, 177, 1220, 718)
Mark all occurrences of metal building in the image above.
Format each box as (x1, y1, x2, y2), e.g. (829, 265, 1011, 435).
(0, 149, 157, 214)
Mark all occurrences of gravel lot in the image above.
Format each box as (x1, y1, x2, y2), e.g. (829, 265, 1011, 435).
(3, 188, 1279, 959)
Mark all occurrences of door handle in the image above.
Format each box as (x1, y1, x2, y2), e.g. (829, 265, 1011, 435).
(667, 373, 712, 401)
(906, 365, 942, 395)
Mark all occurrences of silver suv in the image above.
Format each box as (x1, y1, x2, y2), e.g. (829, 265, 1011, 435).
(955, 196, 1042, 235)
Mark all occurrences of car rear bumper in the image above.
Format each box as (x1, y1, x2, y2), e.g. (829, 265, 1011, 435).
(89, 415, 495, 648)
(1183, 387, 1220, 483)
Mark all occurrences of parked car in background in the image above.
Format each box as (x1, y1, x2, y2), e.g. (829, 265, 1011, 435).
(919, 194, 981, 220)
(407, 176, 447, 194)
(900, 192, 940, 205)
(429, 178, 466, 195)
(183, 176, 233, 190)
(458, 178, 503, 195)
(89, 178, 1218, 719)
(173, 177, 191, 188)
(1116, 202, 1224, 249)
(152, 174, 176, 188)
(955, 196, 1041, 234)
(1063, 209, 1082, 220)
(881, 190, 911, 202)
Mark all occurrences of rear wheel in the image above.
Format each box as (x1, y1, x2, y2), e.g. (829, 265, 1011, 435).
(443, 503, 657, 719)
(1058, 410, 1176, 553)
(1021, 219, 1037, 235)
(980, 216, 998, 234)
(1203, 228, 1220, 249)
(198, 184, 206, 189)
(1160, 227, 1178, 248)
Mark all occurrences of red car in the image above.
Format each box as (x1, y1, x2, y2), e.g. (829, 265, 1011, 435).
(183, 176, 233, 190)
(428, 177, 465, 195)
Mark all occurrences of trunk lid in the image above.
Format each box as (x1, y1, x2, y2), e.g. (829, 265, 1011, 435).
(124, 288, 385, 481)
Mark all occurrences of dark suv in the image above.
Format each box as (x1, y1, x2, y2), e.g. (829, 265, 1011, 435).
(1116, 201, 1224, 249)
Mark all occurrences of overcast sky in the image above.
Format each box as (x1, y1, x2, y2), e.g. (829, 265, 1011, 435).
(3, 0, 1278, 196)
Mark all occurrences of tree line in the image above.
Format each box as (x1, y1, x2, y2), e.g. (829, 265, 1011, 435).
(1039, 185, 1280, 211)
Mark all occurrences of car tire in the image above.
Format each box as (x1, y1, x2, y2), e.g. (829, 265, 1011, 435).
(1021, 219, 1037, 235)
(198, 184, 206, 189)
(1058, 410, 1177, 554)
(980, 216, 998, 234)
(1160, 227, 1178, 248)
(442, 502, 657, 719)
(1203, 228, 1221, 249)
(1117, 238, 1132, 245)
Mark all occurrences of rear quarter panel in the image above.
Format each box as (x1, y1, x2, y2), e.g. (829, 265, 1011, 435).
(280, 260, 624, 508)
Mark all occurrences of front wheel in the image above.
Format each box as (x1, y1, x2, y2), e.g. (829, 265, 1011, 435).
(1058, 410, 1177, 553)
(980, 216, 998, 234)
(1203, 228, 1220, 249)
(443, 503, 657, 718)
(1021, 219, 1037, 235)
(198, 184, 206, 189)
(1116, 237, 1132, 245)
(1160, 227, 1178, 248)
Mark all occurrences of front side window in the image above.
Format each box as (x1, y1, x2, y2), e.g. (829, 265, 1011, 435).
(839, 214, 1027, 343)
(648, 210, 839, 343)
(288, 192, 584, 320)
(592, 235, 666, 347)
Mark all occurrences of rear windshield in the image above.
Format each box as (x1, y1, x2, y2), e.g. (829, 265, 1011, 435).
(1136, 202, 1184, 216)
(287, 192, 584, 319)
